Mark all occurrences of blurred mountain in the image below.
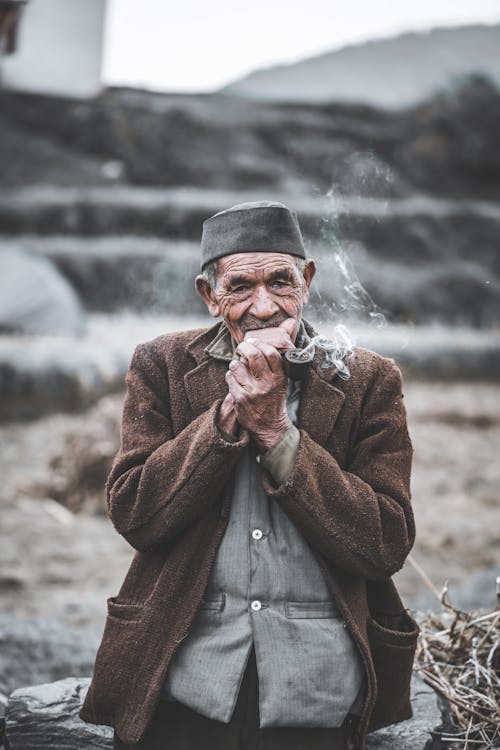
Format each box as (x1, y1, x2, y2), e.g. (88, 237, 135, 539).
(220, 23, 500, 108)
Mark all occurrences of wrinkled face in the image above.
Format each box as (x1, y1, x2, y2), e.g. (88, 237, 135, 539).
(196, 252, 316, 344)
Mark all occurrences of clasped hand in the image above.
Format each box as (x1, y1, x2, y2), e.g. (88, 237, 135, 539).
(219, 325, 295, 452)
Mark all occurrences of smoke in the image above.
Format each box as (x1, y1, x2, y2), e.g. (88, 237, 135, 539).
(328, 151, 401, 200)
(328, 244, 389, 329)
(301, 327, 356, 381)
(300, 152, 403, 377)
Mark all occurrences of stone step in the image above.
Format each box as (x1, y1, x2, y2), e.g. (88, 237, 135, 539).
(1, 232, 498, 327)
(0, 236, 204, 316)
(1, 316, 499, 422)
(0, 186, 500, 270)
(0, 314, 200, 422)
(0, 187, 499, 273)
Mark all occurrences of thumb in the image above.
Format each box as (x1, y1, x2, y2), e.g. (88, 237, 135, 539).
(279, 317, 298, 341)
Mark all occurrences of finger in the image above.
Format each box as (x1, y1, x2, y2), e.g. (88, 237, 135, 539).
(225, 370, 248, 402)
(226, 363, 252, 390)
(279, 318, 298, 342)
(249, 340, 284, 374)
(245, 328, 294, 352)
(234, 342, 269, 378)
(229, 358, 251, 378)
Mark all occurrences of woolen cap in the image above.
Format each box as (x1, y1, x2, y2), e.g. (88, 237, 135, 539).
(200, 200, 306, 270)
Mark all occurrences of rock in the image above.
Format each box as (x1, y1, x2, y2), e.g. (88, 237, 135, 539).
(5, 678, 112, 749)
(0, 249, 85, 336)
(4, 673, 440, 750)
(0, 616, 99, 699)
(366, 673, 441, 749)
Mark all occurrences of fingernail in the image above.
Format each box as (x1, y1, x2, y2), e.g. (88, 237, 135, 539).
(247, 338, 258, 345)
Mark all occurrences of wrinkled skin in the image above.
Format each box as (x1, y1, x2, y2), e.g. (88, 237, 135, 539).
(195, 252, 316, 452)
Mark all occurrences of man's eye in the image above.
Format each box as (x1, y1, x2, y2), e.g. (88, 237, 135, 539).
(233, 285, 248, 293)
(271, 280, 287, 288)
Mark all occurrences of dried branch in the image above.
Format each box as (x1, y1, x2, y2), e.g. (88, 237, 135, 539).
(413, 565, 500, 750)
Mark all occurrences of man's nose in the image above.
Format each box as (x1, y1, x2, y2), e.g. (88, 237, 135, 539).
(249, 286, 279, 319)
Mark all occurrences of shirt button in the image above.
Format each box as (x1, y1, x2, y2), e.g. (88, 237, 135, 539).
(250, 600, 262, 611)
(251, 529, 263, 540)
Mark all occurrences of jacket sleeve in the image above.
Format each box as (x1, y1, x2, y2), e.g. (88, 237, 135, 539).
(260, 361, 415, 581)
(106, 343, 249, 553)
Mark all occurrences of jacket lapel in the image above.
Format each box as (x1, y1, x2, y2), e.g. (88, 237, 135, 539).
(184, 322, 229, 416)
(298, 359, 346, 446)
(184, 359, 229, 415)
(297, 321, 347, 447)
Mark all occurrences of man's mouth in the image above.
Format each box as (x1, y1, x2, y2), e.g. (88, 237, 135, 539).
(239, 314, 291, 335)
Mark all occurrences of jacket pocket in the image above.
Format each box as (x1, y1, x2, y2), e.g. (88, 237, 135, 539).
(366, 608, 420, 732)
(107, 595, 144, 623)
(285, 600, 340, 618)
(199, 592, 226, 612)
(82, 600, 145, 724)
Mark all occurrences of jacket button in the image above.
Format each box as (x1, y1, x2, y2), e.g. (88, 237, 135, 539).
(250, 600, 262, 611)
(252, 529, 263, 539)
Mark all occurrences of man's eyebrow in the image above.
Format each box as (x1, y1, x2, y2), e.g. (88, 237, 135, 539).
(224, 267, 297, 288)
(266, 268, 297, 282)
(225, 274, 253, 288)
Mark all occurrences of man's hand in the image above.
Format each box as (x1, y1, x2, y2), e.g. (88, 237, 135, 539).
(242, 318, 297, 352)
(217, 392, 239, 439)
(225, 338, 292, 453)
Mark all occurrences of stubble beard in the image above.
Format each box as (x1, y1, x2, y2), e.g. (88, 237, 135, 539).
(238, 312, 294, 337)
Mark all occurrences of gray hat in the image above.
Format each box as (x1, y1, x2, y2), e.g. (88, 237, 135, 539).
(200, 200, 306, 270)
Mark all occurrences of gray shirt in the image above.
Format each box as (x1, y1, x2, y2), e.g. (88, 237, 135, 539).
(161, 322, 366, 728)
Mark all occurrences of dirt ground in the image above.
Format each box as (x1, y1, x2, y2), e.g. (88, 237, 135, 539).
(0, 379, 499, 634)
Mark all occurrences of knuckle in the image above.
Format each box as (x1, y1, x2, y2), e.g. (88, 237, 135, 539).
(237, 342, 254, 355)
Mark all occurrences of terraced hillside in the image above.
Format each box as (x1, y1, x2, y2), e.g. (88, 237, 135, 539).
(0, 79, 499, 421)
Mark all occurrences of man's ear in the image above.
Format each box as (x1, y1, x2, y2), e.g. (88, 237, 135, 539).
(301, 258, 316, 304)
(195, 275, 221, 317)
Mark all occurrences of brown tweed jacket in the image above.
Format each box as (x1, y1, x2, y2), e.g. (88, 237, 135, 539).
(79, 319, 419, 749)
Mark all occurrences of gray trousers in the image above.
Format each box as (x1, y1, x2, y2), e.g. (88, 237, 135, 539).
(114, 645, 356, 750)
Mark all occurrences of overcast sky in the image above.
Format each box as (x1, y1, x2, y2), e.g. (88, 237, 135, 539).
(102, 0, 500, 93)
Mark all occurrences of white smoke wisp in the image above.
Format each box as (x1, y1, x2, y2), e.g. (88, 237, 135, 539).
(300, 324, 356, 380)
(333, 247, 388, 328)
(300, 153, 403, 377)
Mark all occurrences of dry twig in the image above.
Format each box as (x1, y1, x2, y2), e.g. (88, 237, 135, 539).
(411, 559, 500, 749)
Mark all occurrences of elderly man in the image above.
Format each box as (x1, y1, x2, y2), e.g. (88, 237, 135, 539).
(79, 201, 419, 750)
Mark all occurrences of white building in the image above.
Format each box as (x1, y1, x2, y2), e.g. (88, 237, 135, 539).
(0, 0, 107, 98)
